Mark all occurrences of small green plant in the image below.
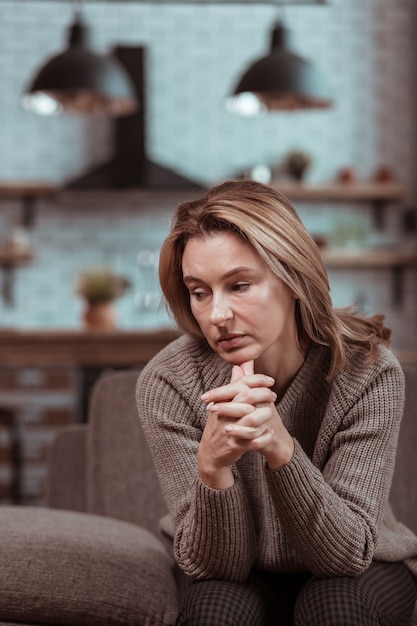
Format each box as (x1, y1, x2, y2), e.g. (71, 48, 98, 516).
(75, 267, 131, 305)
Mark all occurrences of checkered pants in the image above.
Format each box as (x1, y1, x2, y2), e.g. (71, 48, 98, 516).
(175, 562, 417, 625)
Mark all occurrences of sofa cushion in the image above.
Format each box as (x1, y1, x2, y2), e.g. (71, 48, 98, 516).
(0, 506, 178, 626)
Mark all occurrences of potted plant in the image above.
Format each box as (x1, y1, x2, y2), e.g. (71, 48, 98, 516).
(282, 150, 312, 181)
(75, 266, 131, 330)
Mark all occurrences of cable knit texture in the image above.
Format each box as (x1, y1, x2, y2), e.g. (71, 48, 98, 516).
(136, 334, 417, 583)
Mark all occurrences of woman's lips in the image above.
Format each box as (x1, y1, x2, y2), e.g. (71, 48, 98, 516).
(217, 334, 246, 351)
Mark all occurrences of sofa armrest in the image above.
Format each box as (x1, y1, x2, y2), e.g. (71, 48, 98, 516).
(0, 506, 178, 626)
(390, 365, 417, 534)
(46, 424, 87, 512)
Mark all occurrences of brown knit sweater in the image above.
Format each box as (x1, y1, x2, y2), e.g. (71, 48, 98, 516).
(136, 334, 417, 582)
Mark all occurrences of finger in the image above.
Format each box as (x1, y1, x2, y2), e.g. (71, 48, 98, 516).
(233, 387, 277, 405)
(230, 364, 245, 382)
(236, 404, 273, 427)
(225, 423, 267, 440)
(209, 401, 255, 419)
(230, 361, 254, 383)
(201, 374, 274, 403)
(240, 360, 254, 376)
(224, 420, 273, 447)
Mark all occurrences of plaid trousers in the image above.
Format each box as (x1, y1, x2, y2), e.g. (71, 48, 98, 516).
(176, 561, 417, 626)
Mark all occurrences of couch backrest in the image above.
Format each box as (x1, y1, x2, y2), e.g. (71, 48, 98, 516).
(86, 368, 168, 537)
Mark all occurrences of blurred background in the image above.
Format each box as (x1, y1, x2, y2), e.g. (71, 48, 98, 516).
(0, 0, 416, 504)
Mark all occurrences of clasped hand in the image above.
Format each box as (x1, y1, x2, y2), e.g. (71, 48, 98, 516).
(198, 361, 294, 489)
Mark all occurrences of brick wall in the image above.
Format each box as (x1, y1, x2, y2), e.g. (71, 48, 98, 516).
(0, 0, 416, 354)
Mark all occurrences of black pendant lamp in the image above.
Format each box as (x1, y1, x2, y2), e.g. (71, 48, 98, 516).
(22, 10, 139, 117)
(226, 21, 332, 116)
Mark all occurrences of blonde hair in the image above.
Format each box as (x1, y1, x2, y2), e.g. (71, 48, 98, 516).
(159, 180, 391, 379)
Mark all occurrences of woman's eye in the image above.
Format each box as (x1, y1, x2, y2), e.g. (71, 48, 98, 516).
(191, 290, 207, 301)
(233, 283, 250, 292)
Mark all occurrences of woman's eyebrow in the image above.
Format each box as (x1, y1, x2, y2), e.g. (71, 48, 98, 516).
(183, 266, 256, 284)
(221, 266, 256, 279)
(183, 274, 201, 285)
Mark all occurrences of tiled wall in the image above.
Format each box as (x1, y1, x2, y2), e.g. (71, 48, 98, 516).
(0, 0, 416, 354)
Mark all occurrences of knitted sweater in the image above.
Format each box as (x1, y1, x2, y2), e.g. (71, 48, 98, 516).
(136, 334, 417, 582)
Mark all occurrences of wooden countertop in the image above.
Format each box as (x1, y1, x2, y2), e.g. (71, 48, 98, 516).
(0, 328, 180, 367)
(0, 328, 415, 367)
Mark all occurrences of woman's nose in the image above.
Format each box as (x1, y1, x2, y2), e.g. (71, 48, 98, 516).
(209, 296, 232, 325)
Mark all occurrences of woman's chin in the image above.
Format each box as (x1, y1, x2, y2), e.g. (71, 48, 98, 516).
(217, 348, 259, 366)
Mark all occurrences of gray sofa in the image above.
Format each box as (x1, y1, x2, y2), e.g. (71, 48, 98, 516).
(0, 365, 416, 625)
(0, 369, 176, 626)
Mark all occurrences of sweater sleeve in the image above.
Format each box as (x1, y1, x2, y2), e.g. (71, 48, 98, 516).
(136, 351, 257, 581)
(265, 362, 405, 577)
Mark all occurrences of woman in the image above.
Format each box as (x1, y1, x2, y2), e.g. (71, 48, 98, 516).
(136, 180, 417, 625)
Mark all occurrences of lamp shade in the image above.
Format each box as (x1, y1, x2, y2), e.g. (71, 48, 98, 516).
(226, 22, 332, 116)
(22, 14, 139, 116)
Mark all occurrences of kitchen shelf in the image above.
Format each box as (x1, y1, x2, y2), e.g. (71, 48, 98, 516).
(0, 181, 55, 198)
(22, 1, 325, 4)
(0, 248, 36, 268)
(272, 181, 405, 202)
(321, 247, 417, 308)
(0, 181, 56, 229)
(269, 181, 414, 307)
(0, 248, 36, 307)
(321, 247, 417, 269)
(271, 181, 406, 229)
(0, 182, 54, 306)
(0, 180, 404, 200)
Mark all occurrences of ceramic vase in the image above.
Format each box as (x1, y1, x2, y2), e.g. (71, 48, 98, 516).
(83, 301, 117, 330)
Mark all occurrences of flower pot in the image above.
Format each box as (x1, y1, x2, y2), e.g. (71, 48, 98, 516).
(82, 301, 117, 331)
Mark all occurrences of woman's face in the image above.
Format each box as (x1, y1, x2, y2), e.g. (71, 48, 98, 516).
(182, 232, 299, 368)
